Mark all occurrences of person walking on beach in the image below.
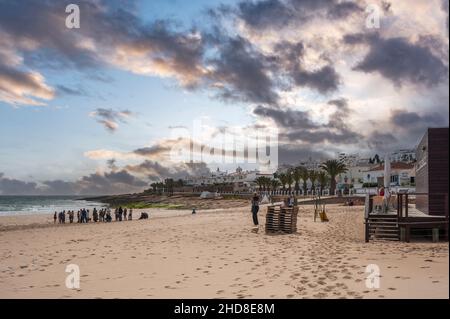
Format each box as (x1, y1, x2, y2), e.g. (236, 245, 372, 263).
(118, 207, 123, 221)
(99, 209, 105, 222)
(81, 208, 87, 223)
(128, 208, 132, 220)
(93, 208, 98, 222)
(123, 208, 127, 221)
(69, 210, 74, 223)
(251, 193, 260, 231)
(106, 210, 112, 222)
(53, 211, 57, 224)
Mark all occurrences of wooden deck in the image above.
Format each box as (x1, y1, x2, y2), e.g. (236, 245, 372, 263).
(365, 193, 449, 242)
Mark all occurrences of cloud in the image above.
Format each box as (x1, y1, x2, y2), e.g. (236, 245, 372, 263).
(0, 62, 54, 106)
(235, 0, 363, 31)
(345, 33, 448, 87)
(274, 41, 340, 93)
(56, 85, 88, 97)
(0, 174, 40, 195)
(126, 160, 211, 182)
(253, 103, 361, 145)
(89, 108, 133, 132)
(206, 34, 279, 105)
(0, 0, 206, 106)
(367, 131, 398, 152)
(390, 109, 448, 137)
(0, 170, 148, 196)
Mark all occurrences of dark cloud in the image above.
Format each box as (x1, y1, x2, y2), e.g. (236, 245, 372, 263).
(206, 35, 278, 105)
(0, 170, 148, 196)
(236, 0, 362, 31)
(278, 144, 329, 164)
(253, 105, 316, 129)
(442, 0, 449, 34)
(345, 33, 448, 87)
(292, 66, 340, 94)
(41, 180, 79, 196)
(253, 103, 361, 145)
(56, 85, 88, 97)
(134, 145, 172, 157)
(237, 0, 294, 30)
(390, 109, 448, 137)
(0, 0, 206, 105)
(0, 62, 54, 105)
(274, 41, 340, 93)
(89, 108, 133, 132)
(326, 1, 364, 19)
(107, 159, 117, 170)
(126, 160, 211, 182)
(367, 131, 398, 152)
(0, 174, 39, 195)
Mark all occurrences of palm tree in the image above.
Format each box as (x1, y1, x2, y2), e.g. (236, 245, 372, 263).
(319, 160, 347, 195)
(286, 169, 294, 192)
(317, 171, 329, 195)
(255, 177, 265, 191)
(150, 182, 158, 192)
(298, 167, 309, 195)
(309, 170, 318, 193)
(164, 178, 175, 196)
(270, 179, 281, 192)
(292, 167, 302, 192)
(278, 173, 288, 191)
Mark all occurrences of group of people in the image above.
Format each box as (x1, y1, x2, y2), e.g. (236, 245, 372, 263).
(53, 207, 133, 224)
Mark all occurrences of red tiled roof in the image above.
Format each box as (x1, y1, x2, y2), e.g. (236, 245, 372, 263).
(366, 162, 415, 171)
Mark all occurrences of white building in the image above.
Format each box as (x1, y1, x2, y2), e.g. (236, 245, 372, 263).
(363, 162, 415, 187)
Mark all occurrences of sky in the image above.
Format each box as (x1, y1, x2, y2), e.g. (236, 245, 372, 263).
(0, 0, 448, 195)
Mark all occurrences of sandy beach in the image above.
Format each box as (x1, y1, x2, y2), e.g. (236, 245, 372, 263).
(0, 204, 448, 299)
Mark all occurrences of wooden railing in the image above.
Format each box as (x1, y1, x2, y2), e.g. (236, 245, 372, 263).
(397, 192, 449, 219)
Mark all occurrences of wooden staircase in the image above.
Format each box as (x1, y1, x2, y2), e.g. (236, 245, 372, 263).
(366, 214, 399, 241)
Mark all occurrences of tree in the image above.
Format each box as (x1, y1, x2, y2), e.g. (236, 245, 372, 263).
(317, 171, 329, 194)
(255, 177, 265, 191)
(292, 167, 302, 191)
(164, 178, 174, 196)
(286, 169, 294, 192)
(150, 182, 158, 192)
(309, 170, 319, 192)
(278, 173, 288, 191)
(298, 167, 309, 195)
(319, 160, 348, 195)
(374, 154, 380, 164)
(270, 179, 281, 192)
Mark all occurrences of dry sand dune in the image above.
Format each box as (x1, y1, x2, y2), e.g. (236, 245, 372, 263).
(0, 204, 447, 298)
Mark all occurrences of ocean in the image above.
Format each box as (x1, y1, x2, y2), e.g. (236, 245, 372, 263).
(0, 196, 108, 216)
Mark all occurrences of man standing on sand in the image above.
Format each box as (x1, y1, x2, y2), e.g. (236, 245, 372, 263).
(251, 192, 260, 231)
(118, 206, 123, 221)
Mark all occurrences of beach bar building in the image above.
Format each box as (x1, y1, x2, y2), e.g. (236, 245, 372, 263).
(365, 128, 449, 242)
